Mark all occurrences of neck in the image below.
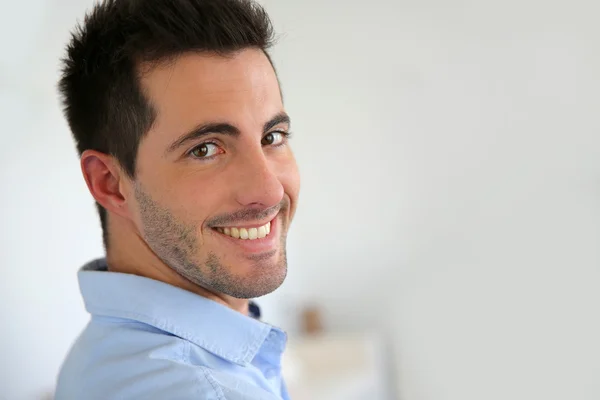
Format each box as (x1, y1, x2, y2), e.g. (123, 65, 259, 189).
(105, 215, 249, 315)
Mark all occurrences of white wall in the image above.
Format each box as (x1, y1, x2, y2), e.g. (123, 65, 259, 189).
(2, 0, 599, 399)
(265, 0, 600, 398)
(0, 2, 102, 399)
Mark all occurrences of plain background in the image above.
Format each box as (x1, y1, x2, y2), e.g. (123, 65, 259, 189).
(1, 0, 599, 399)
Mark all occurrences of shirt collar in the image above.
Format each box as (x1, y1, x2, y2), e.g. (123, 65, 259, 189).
(78, 258, 285, 366)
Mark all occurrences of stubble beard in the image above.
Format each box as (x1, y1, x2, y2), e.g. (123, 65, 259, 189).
(134, 184, 289, 299)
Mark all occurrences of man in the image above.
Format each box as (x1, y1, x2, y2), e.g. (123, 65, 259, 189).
(55, 0, 300, 398)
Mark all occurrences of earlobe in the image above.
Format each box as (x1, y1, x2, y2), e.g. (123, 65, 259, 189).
(80, 150, 131, 220)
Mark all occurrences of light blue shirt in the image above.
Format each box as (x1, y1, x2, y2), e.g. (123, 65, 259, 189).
(56, 259, 290, 400)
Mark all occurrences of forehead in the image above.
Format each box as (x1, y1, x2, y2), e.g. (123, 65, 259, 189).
(139, 49, 282, 137)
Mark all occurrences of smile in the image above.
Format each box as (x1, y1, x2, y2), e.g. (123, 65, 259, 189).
(214, 221, 271, 240)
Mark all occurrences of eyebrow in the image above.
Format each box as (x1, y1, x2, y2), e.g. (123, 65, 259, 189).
(165, 111, 291, 155)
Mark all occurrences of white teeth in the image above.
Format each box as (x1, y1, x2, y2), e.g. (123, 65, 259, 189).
(217, 221, 271, 240)
(257, 226, 267, 239)
(248, 227, 258, 239)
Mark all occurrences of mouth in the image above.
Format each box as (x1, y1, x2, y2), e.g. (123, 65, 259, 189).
(211, 215, 280, 254)
(214, 220, 272, 240)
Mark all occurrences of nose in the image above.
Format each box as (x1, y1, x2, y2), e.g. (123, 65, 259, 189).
(233, 147, 284, 209)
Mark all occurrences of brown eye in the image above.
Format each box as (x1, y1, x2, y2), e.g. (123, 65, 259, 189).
(190, 143, 219, 159)
(261, 132, 285, 146)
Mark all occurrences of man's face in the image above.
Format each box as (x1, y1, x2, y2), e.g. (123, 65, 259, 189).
(131, 49, 300, 299)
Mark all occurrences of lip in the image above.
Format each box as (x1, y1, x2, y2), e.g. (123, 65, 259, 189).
(212, 214, 280, 254)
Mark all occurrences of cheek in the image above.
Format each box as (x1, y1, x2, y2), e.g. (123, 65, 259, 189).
(165, 174, 221, 225)
(279, 154, 300, 208)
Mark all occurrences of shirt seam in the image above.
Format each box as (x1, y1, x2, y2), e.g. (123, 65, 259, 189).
(181, 337, 190, 363)
(200, 367, 226, 400)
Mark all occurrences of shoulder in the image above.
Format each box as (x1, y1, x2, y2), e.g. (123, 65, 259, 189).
(56, 317, 226, 399)
(56, 317, 282, 399)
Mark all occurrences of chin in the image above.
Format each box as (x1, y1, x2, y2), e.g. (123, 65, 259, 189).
(189, 234, 289, 299)
(242, 263, 287, 298)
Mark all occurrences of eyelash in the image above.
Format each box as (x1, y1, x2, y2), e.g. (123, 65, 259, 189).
(188, 130, 292, 160)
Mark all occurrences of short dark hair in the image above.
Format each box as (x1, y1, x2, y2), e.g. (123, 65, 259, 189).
(58, 0, 276, 249)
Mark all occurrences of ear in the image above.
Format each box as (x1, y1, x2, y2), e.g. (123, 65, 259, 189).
(80, 150, 133, 221)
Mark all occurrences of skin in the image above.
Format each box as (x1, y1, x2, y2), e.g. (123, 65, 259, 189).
(80, 48, 300, 314)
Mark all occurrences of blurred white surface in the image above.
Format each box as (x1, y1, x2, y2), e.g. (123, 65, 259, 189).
(283, 333, 388, 400)
(2, 0, 600, 399)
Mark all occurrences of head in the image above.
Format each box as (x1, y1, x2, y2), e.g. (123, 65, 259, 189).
(59, 0, 300, 299)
